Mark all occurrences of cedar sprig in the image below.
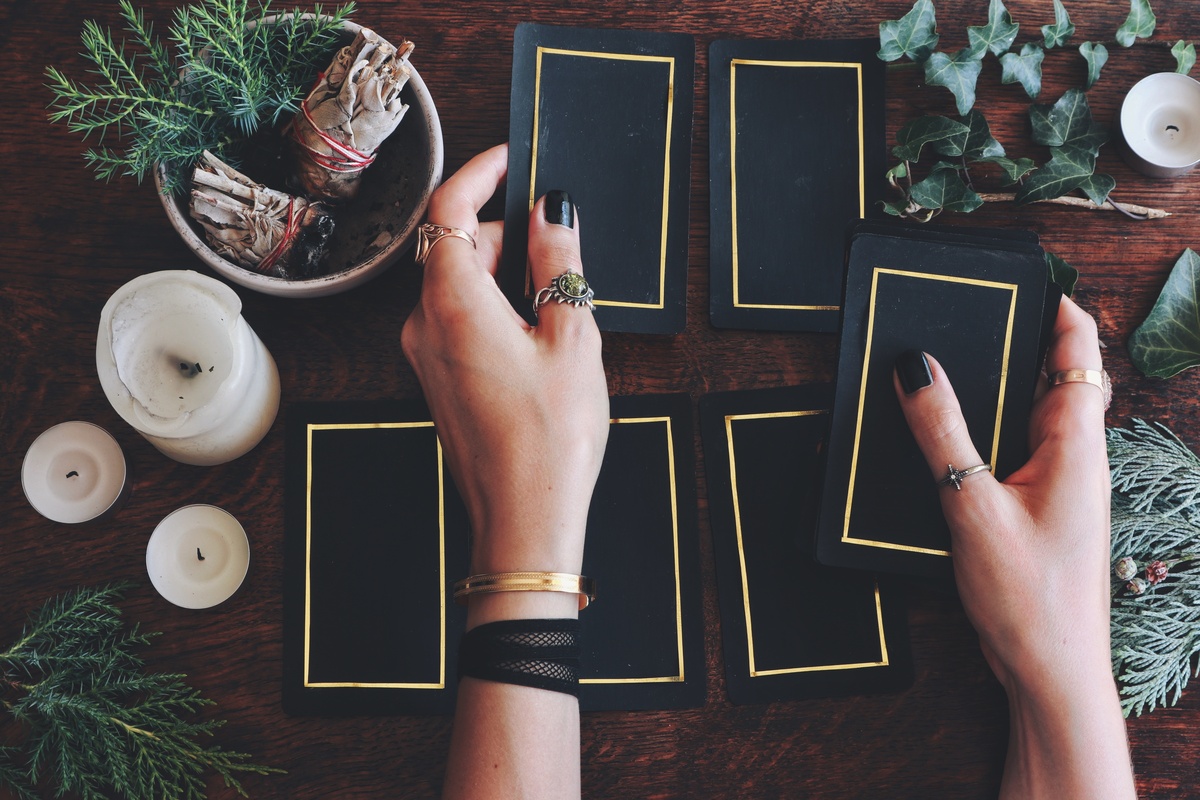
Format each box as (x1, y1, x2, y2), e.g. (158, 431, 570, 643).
(1108, 419, 1200, 717)
(45, 0, 355, 189)
(0, 583, 281, 799)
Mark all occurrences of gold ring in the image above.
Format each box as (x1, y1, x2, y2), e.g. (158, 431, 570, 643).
(414, 222, 476, 266)
(1048, 368, 1112, 410)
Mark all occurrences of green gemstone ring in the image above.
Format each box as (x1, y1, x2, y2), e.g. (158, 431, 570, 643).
(533, 269, 595, 313)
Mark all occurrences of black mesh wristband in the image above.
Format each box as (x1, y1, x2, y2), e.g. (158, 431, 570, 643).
(458, 618, 581, 698)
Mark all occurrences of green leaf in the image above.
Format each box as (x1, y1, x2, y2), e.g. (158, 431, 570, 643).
(878, 0, 939, 62)
(1079, 172, 1117, 206)
(1015, 145, 1096, 203)
(1116, 0, 1157, 47)
(1042, 0, 1075, 48)
(1079, 42, 1109, 89)
(1173, 40, 1197, 75)
(908, 169, 984, 212)
(962, 109, 1006, 159)
(999, 42, 1045, 99)
(886, 162, 909, 182)
(1045, 251, 1079, 297)
(1129, 249, 1200, 378)
(928, 160, 965, 172)
(892, 115, 971, 161)
(967, 0, 1020, 57)
(1029, 89, 1108, 155)
(880, 197, 912, 216)
(924, 48, 984, 115)
(977, 155, 1037, 183)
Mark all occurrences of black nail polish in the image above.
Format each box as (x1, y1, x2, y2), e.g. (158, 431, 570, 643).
(544, 189, 574, 228)
(896, 350, 933, 394)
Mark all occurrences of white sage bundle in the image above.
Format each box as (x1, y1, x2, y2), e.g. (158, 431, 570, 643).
(189, 151, 335, 280)
(288, 29, 415, 203)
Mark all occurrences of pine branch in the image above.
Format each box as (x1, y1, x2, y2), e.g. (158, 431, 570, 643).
(46, 0, 354, 185)
(1, 584, 282, 799)
(1108, 420, 1200, 717)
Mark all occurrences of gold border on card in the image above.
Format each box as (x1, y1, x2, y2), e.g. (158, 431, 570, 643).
(725, 411, 889, 676)
(304, 422, 446, 690)
(580, 415, 687, 684)
(841, 269, 1019, 556)
(729, 59, 865, 310)
(528, 47, 675, 309)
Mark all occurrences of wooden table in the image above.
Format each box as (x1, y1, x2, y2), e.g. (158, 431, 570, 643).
(4, 0, 1200, 796)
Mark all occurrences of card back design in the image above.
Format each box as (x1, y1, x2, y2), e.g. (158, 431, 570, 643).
(700, 385, 911, 703)
(815, 223, 1048, 580)
(503, 24, 695, 334)
(709, 39, 886, 332)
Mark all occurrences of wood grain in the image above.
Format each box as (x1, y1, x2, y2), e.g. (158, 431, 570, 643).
(3, 0, 1200, 797)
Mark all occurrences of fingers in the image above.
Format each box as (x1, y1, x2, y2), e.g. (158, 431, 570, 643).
(893, 350, 995, 495)
(528, 190, 596, 341)
(421, 144, 509, 285)
(1039, 295, 1107, 420)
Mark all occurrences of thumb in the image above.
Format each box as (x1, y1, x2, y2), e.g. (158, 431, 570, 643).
(893, 350, 998, 503)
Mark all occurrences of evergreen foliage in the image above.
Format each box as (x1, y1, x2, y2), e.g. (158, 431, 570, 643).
(45, 0, 355, 189)
(0, 583, 280, 799)
(1108, 420, 1200, 717)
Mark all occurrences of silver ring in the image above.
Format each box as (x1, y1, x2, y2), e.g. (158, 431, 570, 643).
(414, 223, 476, 266)
(533, 269, 595, 313)
(937, 463, 992, 491)
(1048, 368, 1112, 411)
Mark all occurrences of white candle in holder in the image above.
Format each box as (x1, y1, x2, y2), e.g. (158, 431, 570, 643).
(1119, 72, 1200, 178)
(21, 421, 128, 523)
(146, 504, 250, 609)
(96, 270, 280, 466)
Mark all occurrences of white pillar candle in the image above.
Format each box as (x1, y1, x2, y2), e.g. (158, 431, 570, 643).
(146, 504, 250, 609)
(1119, 72, 1200, 178)
(96, 270, 280, 466)
(21, 421, 128, 523)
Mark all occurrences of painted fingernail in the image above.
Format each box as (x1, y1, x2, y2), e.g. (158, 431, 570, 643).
(896, 350, 933, 395)
(544, 189, 574, 229)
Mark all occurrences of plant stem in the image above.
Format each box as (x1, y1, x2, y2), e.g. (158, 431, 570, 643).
(976, 192, 1171, 219)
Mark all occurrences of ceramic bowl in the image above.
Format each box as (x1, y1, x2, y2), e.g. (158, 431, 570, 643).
(155, 20, 443, 298)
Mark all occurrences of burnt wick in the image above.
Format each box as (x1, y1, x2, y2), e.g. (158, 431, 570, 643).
(65, 470, 80, 479)
(196, 548, 206, 561)
(174, 358, 204, 377)
(1167, 124, 1181, 133)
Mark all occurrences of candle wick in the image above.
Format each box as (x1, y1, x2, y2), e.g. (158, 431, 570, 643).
(174, 358, 204, 378)
(196, 548, 206, 561)
(1166, 124, 1180, 133)
(65, 470, 80, 479)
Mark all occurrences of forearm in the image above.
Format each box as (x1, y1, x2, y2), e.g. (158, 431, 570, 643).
(1001, 663, 1136, 800)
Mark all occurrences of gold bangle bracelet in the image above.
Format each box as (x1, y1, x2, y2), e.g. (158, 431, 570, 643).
(453, 572, 596, 610)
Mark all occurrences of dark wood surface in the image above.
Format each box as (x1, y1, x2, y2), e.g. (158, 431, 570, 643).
(3, 0, 1200, 797)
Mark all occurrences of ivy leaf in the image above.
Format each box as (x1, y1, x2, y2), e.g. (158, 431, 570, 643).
(962, 109, 1006, 159)
(892, 115, 971, 161)
(1042, 0, 1075, 49)
(1080, 42, 1109, 89)
(1015, 145, 1096, 203)
(1129, 249, 1200, 378)
(886, 162, 909, 182)
(967, 0, 1020, 57)
(1173, 40, 1197, 75)
(928, 160, 965, 172)
(908, 169, 984, 212)
(878, 0, 940, 62)
(999, 42, 1045, 99)
(1029, 89, 1108, 155)
(1116, 0, 1156, 48)
(924, 48, 984, 115)
(1079, 172, 1116, 206)
(1045, 251, 1078, 297)
(880, 197, 912, 216)
(977, 155, 1037, 183)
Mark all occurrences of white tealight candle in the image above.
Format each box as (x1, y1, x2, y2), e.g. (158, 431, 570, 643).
(96, 270, 281, 466)
(1119, 72, 1200, 178)
(21, 421, 128, 523)
(146, 505, 250, 609)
